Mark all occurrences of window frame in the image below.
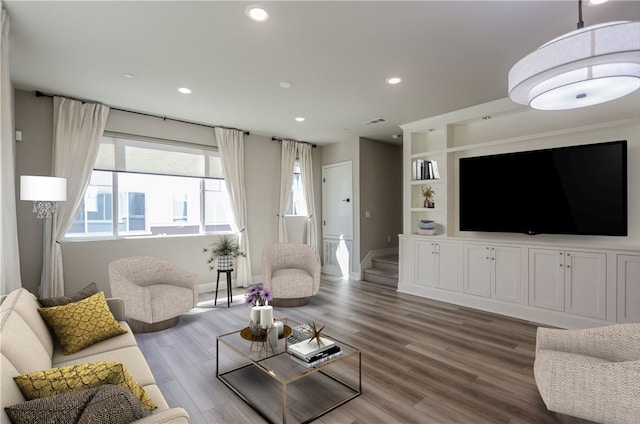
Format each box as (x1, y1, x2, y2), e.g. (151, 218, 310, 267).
(63, 134, 234, 241)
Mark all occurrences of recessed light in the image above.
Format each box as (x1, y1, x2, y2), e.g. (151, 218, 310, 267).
(280, 81, 293, 88)
(295, 117, 305, 122)
(178, 87, 192, 94)
(246, 5, 269, 22)
(386, 76, 402, 85)
(122, 73, 135, 79)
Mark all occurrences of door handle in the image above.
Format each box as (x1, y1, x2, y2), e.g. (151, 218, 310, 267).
(342, 198, 350, 202)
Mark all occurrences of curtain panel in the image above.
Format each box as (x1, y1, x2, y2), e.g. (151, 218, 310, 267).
(42, 97, 109, 297)
(0, 3, 21, 294)
(278, 139, 297, 242)
(298, 142, 319, 259)
(214, 127, 252, 287)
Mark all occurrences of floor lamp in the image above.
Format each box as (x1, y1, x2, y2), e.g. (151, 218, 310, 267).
(20, 175, 67, 219)
(20, 175, 67, 297)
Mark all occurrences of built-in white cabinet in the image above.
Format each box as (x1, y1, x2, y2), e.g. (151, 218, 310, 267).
(399, 95, 639, 329)
(617, 254, 640, 323)
(415, 240, 458, 291)
(528, 249, 606, 320)
(464, 244, 521, 303)
(398, 235, 638, 328)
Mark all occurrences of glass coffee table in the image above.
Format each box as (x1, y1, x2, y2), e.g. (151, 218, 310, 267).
(216, 318, 361, 424)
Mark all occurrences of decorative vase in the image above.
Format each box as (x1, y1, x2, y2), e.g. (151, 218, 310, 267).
(218, 255, 233, 270)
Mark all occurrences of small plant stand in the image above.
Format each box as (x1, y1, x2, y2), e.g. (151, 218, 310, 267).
(215, 268, 234, 308)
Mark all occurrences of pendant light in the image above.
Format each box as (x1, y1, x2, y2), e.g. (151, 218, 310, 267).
(508, 0, 640, 110)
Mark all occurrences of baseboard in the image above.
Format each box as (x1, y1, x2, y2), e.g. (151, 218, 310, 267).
(397, 282, 616, 329)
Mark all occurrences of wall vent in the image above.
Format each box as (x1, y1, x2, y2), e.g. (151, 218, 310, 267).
(323, 238, 352, 270)
(361, 117, 386, 125)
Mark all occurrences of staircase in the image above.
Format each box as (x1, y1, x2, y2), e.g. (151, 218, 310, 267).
(362, 255, 398, 287)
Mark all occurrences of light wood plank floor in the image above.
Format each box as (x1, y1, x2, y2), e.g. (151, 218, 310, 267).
(135, 275, 558, 424)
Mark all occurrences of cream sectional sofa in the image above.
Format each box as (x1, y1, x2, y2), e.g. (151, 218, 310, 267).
(1, 287, 190, 423)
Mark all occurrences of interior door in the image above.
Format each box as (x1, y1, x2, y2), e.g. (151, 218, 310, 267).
(322, 161, 353, 240)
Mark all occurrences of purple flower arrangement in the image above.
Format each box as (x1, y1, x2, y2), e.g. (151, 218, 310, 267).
(244, 284, 273, 307)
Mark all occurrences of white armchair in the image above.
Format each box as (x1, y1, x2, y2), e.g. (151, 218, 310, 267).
(262, 243, 321, 307)
(108, 256, 199, 333)
(534, 323, 640, 424)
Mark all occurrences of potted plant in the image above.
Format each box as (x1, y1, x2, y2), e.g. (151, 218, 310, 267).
(422, 185, 435, 208)
(203, 235, 245, 271)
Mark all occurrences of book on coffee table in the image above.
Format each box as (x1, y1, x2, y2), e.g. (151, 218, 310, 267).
(289, 345, 342, 368)
(287, 336, 335, 360)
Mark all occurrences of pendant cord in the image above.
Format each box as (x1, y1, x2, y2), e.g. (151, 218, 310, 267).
(577, 0, 584, 29)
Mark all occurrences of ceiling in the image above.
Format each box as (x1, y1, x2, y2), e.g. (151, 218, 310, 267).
(5, 1, 640, 145)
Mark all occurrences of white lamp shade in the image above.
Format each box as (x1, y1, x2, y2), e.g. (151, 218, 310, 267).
(20, 176, 67, 201)
(509, 21, 640, 110)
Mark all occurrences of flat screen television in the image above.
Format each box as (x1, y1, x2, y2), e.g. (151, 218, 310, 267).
(459, 140, 627, 236)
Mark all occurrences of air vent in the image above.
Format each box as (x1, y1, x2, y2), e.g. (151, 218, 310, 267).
(361, 117, 386, 125)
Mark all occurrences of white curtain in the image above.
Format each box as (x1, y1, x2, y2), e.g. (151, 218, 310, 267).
(215, 127, 252, 287)
(298, 142, 319, 259)
(42, 97, 109, 297)
(278, 139, 297, 242)
(0, 3, 21, 294)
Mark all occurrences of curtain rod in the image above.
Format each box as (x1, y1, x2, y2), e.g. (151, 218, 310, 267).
(271, 136, 317, 148)
(34, 90, 250, 135)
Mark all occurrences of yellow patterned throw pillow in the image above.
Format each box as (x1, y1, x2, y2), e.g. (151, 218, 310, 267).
(38, 291, 127, 355)
(13, 361, 157, 410)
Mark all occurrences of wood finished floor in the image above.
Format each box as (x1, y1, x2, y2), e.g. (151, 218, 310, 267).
(135, 275, 558, 424)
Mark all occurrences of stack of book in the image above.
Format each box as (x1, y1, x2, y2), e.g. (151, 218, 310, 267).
(287, 336, 342, 368)
(412, 159, 440, 180)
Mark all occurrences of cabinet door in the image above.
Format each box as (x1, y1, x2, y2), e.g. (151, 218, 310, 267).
(436, 241, 459, 292)
(528, 249, 564, 311)
(463, 244, 491, 297)
(617, 254, 640, 323)
(415, 241, 436, 287)
(492, 246, 521, 303)
(564, 251, 607, 320)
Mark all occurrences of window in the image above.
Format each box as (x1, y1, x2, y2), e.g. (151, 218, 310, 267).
(287, 161, 307, 216)
(65, 135, 233, 239)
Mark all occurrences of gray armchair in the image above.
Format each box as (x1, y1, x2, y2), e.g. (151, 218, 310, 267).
(262, 243, 321, 307)
(108, 256, 199, 333)
(534, 323, 640, 424)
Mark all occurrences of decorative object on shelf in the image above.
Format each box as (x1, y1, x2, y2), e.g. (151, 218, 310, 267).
(20, 175, 67, 219)
(418, 219, 437, 236)
(244, 284, 274, 335)
(421, 185, 435, 208)
(203, 235, 245, 271)
(509, 0, 640, 110)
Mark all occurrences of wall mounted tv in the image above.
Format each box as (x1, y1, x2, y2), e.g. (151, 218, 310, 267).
(459, 140, 627, 236)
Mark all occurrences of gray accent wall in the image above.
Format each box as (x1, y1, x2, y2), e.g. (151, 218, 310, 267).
(359, 137, 401, 262)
